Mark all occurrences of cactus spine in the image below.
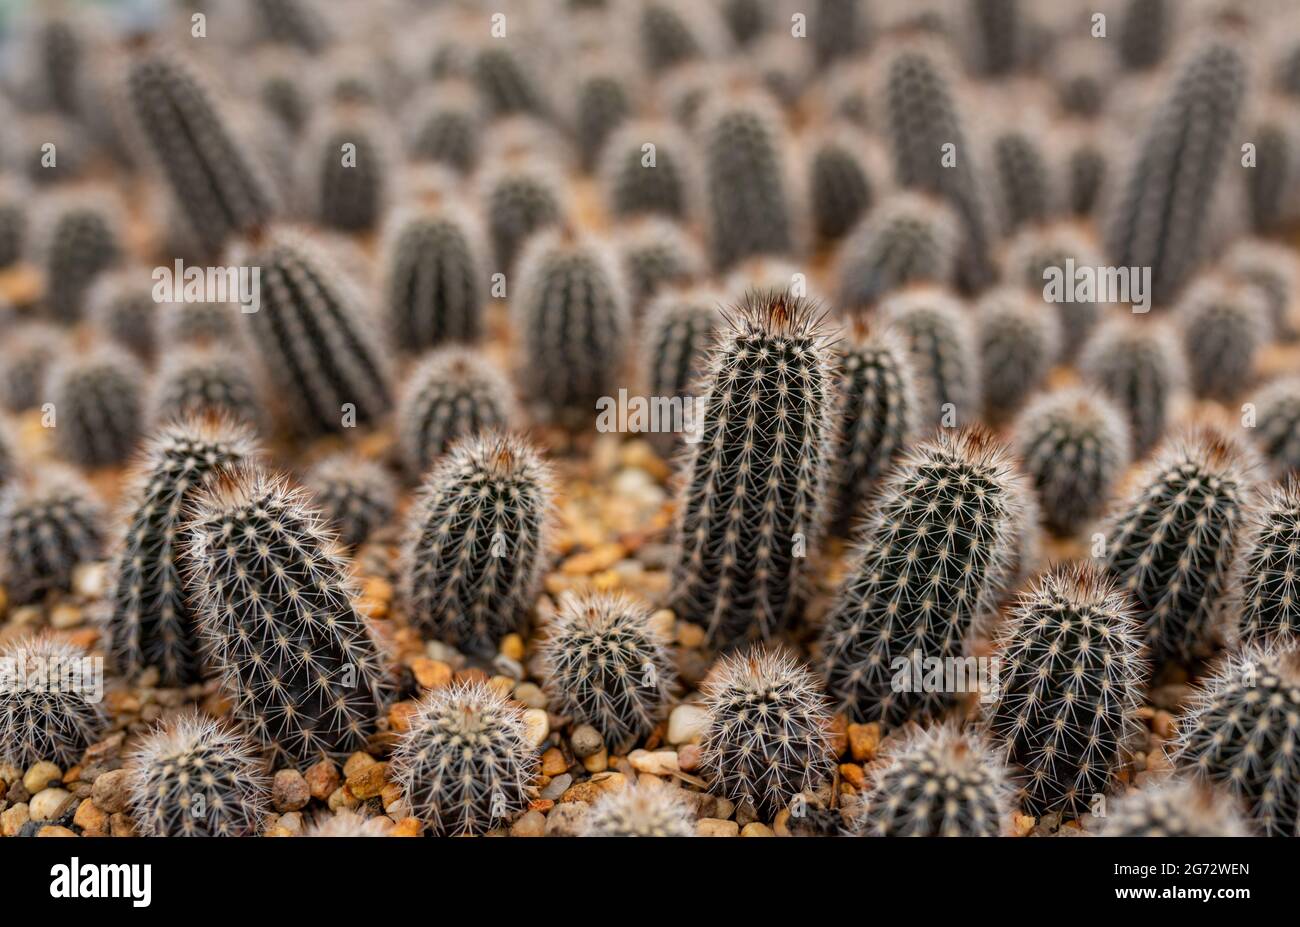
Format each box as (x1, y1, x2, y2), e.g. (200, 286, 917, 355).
(1101, 779, 1251, 837)
(581, 782, 696, 837)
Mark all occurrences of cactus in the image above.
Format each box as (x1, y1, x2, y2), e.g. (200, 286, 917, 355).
(616, 218, 704, 314)
(1002, 223, 1105, 356)
(581, 782, 696, 837)
(600, 120, 696, 221)
(482, 163, 567, 273)
(812, 0, 870, 70)
(1079, 317, 1186, 456)
(1063, 132, 1109, 217)
(401, 432, 553, 656)
(47, 347, 145, 469)
(150, 348, 264, 432)
(574, 66, 632, 173)
(830, 322, 921, 532)
(410, 83, 482, 174)
(1105, 41, 1246, 307)
(987, 125, 1052, 232)
(235, 230, 393, 435)
(303, 110, 391, 233)
(967, 0, 1023, 76)
(1012, 388, 1131, 537)
(1101, 779, 1251, 837)
(187, 466, 390, 763)
(857, 725, 1011, 837)
(382, 207, 486, 353)
(639, 0, 713, 71)
(512, 229, 630, 423)
(881, 41, 996, 290)
(470, 41, 548, 117)
(700, 91, 795, 271)
(304, 809, 392, 837)
(0, 635, 108, 768)
(0, 177, 28, 269)
(157, 302, 242, 349)
(670, 291, 834, 646)
(1173, 647, 1300, 836)
(390, 681, 539, 836)
(808, 127, 884, 244)
(721, 0, 768, 46)
(1244, 105, 1294, 234)
(254, 59, 312, 137)
(984, 563, 1147, 819)
(0, 322, 61, 412)
(834, 193, 959, 310)
(1053, 40, 1108, 118)
(1225, 239, 1299, 341)
(304, 453, 398, 549)
(541, 591, 677, 753)
(974, 286, 1061, 423)
(40, 193, 122, 323)
(700, 646, 835, 820)
(880, 287, 980, 429)
(1104, 426, 1256, 664)
(109, 419, 258, 686)
(87, 269, 157, 361)
(1176, 276, 1267, 401)
(1254, 376, 1300, 476)
(820, 428, 1024, 727)
(639, 287, 724, 416)
(0, 471, 104, 605)
(249, 0, 333, 53)
(127, 712, 271, 837)
(126, 52, 277, 254)
(1118, 0, 1174, 71)
(1232, 480, 1300, 649)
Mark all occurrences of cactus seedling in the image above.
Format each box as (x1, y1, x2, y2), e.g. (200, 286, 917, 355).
(600, 120, 697, 221)
(1176, 276, 1267, 401)
(302, 109, 392, 233)
(0, 635, 108, 768)
(1225, 239, 1300, 341)
(40, 192, 122, 323)
(807, 127, 884, 245)
(0, 472, 105, 605)
(616, 218, 704, 314)
(482, 162, 567, 273)
(974, 286, 1062, 423)
(382, 207, 487, 353)
(1253, 376, 1300, 477)
(0, 322, 61, 413)
(1002, 223, 1105, 357)
(410, 82, 482, 174)
(150, 348, 264, 432)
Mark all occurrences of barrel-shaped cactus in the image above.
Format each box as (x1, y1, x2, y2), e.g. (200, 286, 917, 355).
(382, 206, 486, 353)
(1079, 317, 1186, 457)
(1253, 376, 1300, 477)
(974, 286, 1061, 423)
(880, 287, 979, 429)
(0, 471, 104, 605)
(47, 346, 145, 469)
(807, 127, 884, 245)
(39, 191, 122, 324)
(600, 120, 697, 221)
(1176, 276, 1267, 401)
(835, 194, 959, 311)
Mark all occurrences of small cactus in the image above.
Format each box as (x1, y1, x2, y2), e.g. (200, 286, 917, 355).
(40, 192, 122, 323)
(46, 347, 145, 469)
(807, 127, 884, 245)
(1232, 480, 1300, 649)
(700, 647, 834, 820)
(1118, 0, 1175, 71)
(108, 418, 259, 687)
(157, 302, 242, 350)
(149, 348, 264, 432)
(410, 82, 482, 174)
(512, 229, 630, 423)
(127, 712, 271, 837)
(470, 40, 549, 118)
(1243, 104, 1295, 234)
(304, 453, 398, 549)
(382, 207, 487, 353)
(820, 428, 1024, 727)
(1012, 388, 1131, 537)
(1176, 276, 1267, 401)
(401, 432, 553, 656)
(1063, 130, 1110, 217)
(0, 177, 28, 269)
(987, 123, 1053, 232)
(880, 287, 980, 429)
(834, 193, 959, 310)
(616, 218, 704, 314)
(302, 109, 392, 234)
(303, 809, 392, 837)
(1253, 376, 1300, 477)
(1104, 426, 1256, 664)
(482, 162, 567, 273)
(1173, 647, 1300, 836)
(390, 681, 539, 836)
(974, 286, 1062, 423)
(600, 119, 696, 221)
(638, 0, 718, 71)
(0, 635, 108, 768)
(984, 563, 1147, 819)
(0, 473, 104, 605)
(581, 782, 696, 837)
(1101, 779, 1251, 837)
(670, 291, 834, 645)
(541, 591, 677, 753)
(1079, 317, 1186, 456)
(248, 0, 334, 53)
(573, 64, 632, 174)
(1002, 223, 1105, 357)
(1225, 239, 1299, 341)
(639, 286, 724, 416)
(187, 466, 390, 763)
(858, 725, 1011, 837)
(0, 322, 61, 413)
(86, 269, 158, 361)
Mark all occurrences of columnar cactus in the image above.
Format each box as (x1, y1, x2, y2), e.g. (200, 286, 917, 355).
(1253, 376, 1300, 476)
(254, 58, 312, 136)
(1104, 426, 1256, 664)
(984, 563, 1147, 819)
(126, 52, 277, 254)
(807, 127, 884, 244)
(1232, 480, 1300, 649)
(600, 120, 697, 221)
(974, 286, 1062, 423)
(670, 291, 834, 645)
(616, 218, 704, 313)
(858, 725, 1011, 837)
(47, 347, 145, 469)
(410, 82, 482, 174)
(1101, 779, 1252, 837)
(880, 287, 980, 429)
(1225, 239, 1299, 340)
(820, 428, 1024, 726)
(303, 109, 391, 233)
(382, 207, 486, 353)
(1176, 276, 1267, 401)
(581, 782, 697, 837)
(87, 269, 157, 361)
(0, 635, 108, 768)
(236, 230, 393, 435)
(512, 229, 630, 423)
(1063, 131, 1110, 217)
(700, 647, 835, 819)
(834, 193, 959, 310)
(700, 91, 795, 271)
(638, 0, 714, 71)
(482, 163, 567, 273)
(574, 65, 632, 173)
(541, 591, 676, 753)
(248, 0, 334, 53)
(127, 713, 271, 837)
(639, 287, 724, 416)
(721, 0, 769, 46)
(0, 177, 28, 269)
(1105, 41, 1246, 306)
(988, 125, 1052, 232)
(109, 419, 259, 686)
(1118, 0, 1174, 71)
(1079, 317, 1186, 456)
(1244, 106, 1294, 234)
(150, 348, 264, 432)
(158, 302, 242, 349)
(967, 0, 1023, 77)
(0, 322, 61, 412)
(304, 453, 398, 549)
(40, 193, 122, 323)
(391, 681, 539, 836)
(881, 41, 995, 289)
(1173, 647, 1300, 836)
(1002, 223, 1105, 356)
(187, 466, 390, 763)
(401, 432, 553, 656)
(470, 41, 549, 117)
(0, 472, 104, 604)
(812, 0, 870, 69)
(1012, 388, 1131, 537)
(830, 322, 921, 532)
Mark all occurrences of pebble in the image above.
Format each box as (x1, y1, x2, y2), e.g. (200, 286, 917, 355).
(510, 810, 546, 837)
(1, 802, 29, 836)
(667, 704, 709, 745)
(741, 823, 775, 837)
(90, 768, 131, 814)
(73, 798, 109, 836)
(839, 763, 867, 790)
(486, 674, 515, 698)
(276, 811, 303, 835)
(500, 634, 526, 662)
(328, 786, 360, 812)
(410, 658, 453, 690)
(389, 817, 422, 837)
(677, 743, 701, 772)
(696, 818, 740, 837)
(492, 655, 524, 680)
(544, 802, 589, 836)
(73, 562, 108, 598)
(304, 760, 341, 801)
(628, 749, 679, 775)
(388, 701, 418, 734)
(37, 825, 77, 837)
(570, 724, 603, 758)
(109, 812, 136, 837)
(540, 748, 568, 777)
(513, 682, 548, 710)
(648, 609, 675, 640)
(23, 761, 62, 794)
(540, 774, 572, 801)
(675, 622, 706, 649)
(582, 749, 608, 773)
(343, 752, 376, 778)
(847, 723, 880, 763)
(522, 709, 549, 747)
(346, 762, 388, 801)
(49, 603, 83, 629)
(272, 769, 311, 811)
(29, 787, 76, 822)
